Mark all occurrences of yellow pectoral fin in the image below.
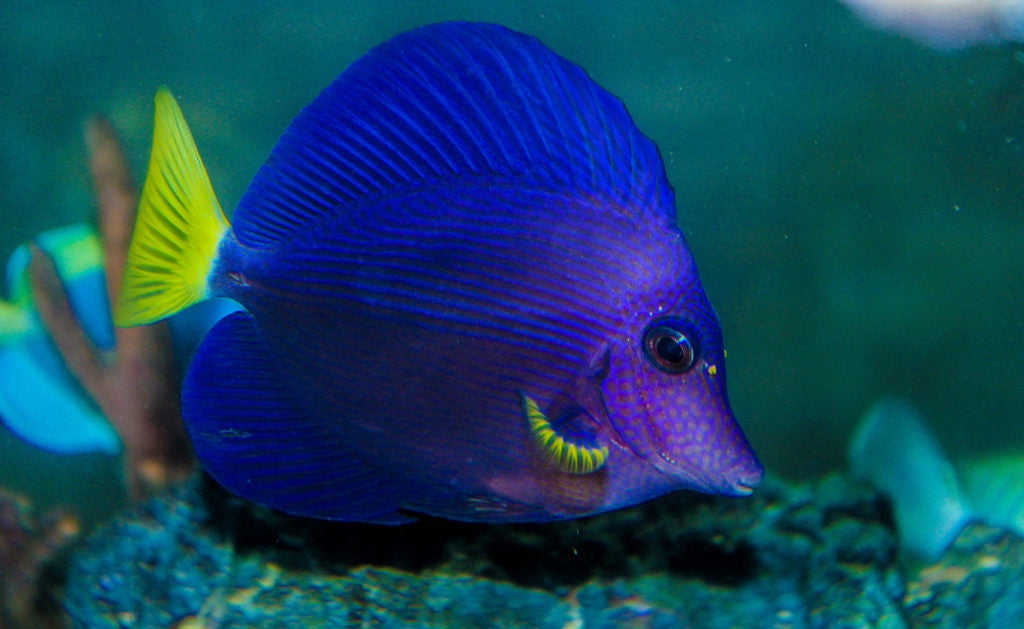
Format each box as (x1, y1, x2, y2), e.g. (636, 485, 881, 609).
(521, 392, 608, 475)
(114, 87, 229, 328)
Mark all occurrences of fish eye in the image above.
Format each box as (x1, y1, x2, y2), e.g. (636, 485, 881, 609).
(642, 322, 699, 374)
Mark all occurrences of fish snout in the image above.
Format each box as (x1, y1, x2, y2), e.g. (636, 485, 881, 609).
(724, 458, 765, 496)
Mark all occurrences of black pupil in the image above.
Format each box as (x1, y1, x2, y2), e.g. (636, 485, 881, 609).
(643, 323, 699, 373)
(656, 334, 688, 364)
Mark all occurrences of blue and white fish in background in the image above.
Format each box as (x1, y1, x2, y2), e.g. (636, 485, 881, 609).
(0, 225, 233, 455)
(0, 225, 120, 454)
(115, 22, 763, 523)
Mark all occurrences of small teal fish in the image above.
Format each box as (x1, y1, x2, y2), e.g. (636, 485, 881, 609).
(116, 22, 762, 523)
(0, 224, 233, 455)
(0, 225, 119, 454)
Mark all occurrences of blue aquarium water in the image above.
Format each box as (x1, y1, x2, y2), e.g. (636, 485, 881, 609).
(3, 0, 1022, 490)
(1, 1, 1022, 627)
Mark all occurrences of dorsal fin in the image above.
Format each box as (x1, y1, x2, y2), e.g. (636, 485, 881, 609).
(233, 21, 674, 248)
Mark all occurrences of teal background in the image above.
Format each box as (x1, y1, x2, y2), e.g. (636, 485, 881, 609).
(1, 1, 1022, 522)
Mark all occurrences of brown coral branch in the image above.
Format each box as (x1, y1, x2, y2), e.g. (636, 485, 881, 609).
(85, 114, 136, 308)
(26, 245, 106, 398)
(26, 116, 195, 500)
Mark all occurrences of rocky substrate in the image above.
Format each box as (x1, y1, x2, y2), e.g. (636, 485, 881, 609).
(62, 474, 1023, 628)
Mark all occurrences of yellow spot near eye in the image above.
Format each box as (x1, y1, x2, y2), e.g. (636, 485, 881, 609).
(521, 393, 608, 475)
(708, 364, 718, 376)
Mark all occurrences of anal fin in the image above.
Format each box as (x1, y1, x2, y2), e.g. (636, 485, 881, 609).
(183, 311, 414, 523)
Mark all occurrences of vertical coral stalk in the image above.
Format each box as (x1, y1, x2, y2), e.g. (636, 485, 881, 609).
(27, 117, 194, 499)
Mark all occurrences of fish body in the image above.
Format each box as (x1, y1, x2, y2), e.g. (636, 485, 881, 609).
(0, 225, 120, 454)
(117, 22, 762, 523)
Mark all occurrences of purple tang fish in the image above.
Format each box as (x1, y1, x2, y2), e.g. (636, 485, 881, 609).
(115, 21, 763, 523)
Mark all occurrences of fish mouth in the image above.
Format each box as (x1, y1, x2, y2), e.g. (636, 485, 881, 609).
(724, 461, 765, 496)
(646, 446, 764, 497)
(730, 482, 756, 496)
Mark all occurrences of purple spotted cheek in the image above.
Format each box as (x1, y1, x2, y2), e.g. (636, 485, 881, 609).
(599, 364, 648, 446)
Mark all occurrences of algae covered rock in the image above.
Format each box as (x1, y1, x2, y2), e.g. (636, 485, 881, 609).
(63, 472, 1024, 628)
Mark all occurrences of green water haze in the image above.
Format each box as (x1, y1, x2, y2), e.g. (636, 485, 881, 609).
(2, 0, 1022, 521)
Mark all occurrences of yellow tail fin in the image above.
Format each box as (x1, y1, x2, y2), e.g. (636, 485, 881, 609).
(115, 87, 229, 327)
